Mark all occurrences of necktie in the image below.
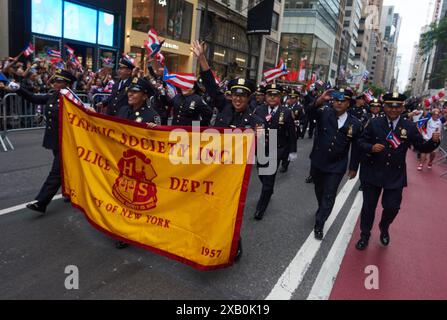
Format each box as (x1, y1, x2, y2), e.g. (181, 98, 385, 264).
(119, 80, 124, 91)
(389, 121, 394, 131)
(270, 108, 276, 116)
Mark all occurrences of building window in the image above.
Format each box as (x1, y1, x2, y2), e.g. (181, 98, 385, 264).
(132, 0, 193, 44)
(272, 12, 280, 31)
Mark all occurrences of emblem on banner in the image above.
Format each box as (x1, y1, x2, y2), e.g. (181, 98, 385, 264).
(113, 150, 158, 211)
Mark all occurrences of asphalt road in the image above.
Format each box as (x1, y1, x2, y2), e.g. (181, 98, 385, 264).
(0, 129, 365, 300)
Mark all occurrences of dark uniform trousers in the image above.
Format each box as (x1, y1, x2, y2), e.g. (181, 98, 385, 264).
(309, 105, 363, 231)
(254, 105, 297, 212)
(36, 150, 62, 206)
(360, 183, 403, 239)
(312, 167, 345, 230)
(17, 88, 63, 207)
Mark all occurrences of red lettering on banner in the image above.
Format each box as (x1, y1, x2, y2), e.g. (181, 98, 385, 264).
(145, 215, 171, 229)
(77, 147, 111, 171)
(169, 178, 215, 195)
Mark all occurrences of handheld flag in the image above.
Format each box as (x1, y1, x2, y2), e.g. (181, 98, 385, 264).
(417, 117, 429, 135)
(23, 43, 35, 58)
(163, 67, 196, 91)
(145, 29, 165, 58)
(47, 49, 62, 59)
(386, 130, 401, 149)
(425, 91, 445, 108)
(64, 44, 75, 57)
(0, 72, 10, 84)
(263, 59, 289, 83)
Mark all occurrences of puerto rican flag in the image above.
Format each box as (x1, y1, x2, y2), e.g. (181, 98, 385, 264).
(386, 130, 402, 149)
(64, 44, 75, 57)
(23, 43, 35, 57)
(163, 67, 196, 91)
(47, 49, 62, 59)
(263, 59, 289, 83)
(70, 55, 83, 72)
(145, 28, 165, 58)
(417, 117, 430, 135)
(425, 91, 445, 108)
(364, 89, 374, 103)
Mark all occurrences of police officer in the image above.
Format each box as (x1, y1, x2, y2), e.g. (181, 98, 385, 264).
(166, 82, 213, 127)
(8, 69, 77, 213)
(98, 55, 135, 116)
(364, 98, 384, 124)
(349, 93, 369, 125)
(355, 93, 441, 250)
(310, 87, 363, 240)
(254, 83, 297, 220)
(193, 40, 264, 261)
(117, 77, 161, 125)
(281, 88, 304, 173)
(249, 85, 266, 113)
(115, 77, 161, 250)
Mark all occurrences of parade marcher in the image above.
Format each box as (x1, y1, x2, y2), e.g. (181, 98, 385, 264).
(365, 98, 385, 122)
(355, 93, 441, 250)
(418, 108, 443, 171)
(193, 40, 264, 261)
(249, 85, 266, 113)
(115, 77, 161, 249)
(254, 83, 297, 220)
(97, 55, 135, 116)
(310, 87, 363, 240)
(7, 69, 78, 213)
(165, 79, 213, 127)
(349, 93, 369, 125)
(302, 88, 318, 139)
(286, 88, 306, 141)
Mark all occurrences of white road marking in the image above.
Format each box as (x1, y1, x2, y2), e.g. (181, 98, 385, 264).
(307, 192, 363, 300)
(265, 176, 359, 300)
(0, 195, 63, 217)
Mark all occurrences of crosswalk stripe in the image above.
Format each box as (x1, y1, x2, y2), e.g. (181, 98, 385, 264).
(307, 192, 363, 300)
(265, 176, 359, 300)
(0, 195, 63, 217)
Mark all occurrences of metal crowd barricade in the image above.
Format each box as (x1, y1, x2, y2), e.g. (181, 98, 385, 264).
(91, 93, 111, 113)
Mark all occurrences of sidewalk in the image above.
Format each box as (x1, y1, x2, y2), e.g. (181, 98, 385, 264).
(330, 150, 447, 300)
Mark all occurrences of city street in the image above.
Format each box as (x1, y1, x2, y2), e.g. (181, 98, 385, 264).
(1, 129, 446, 300)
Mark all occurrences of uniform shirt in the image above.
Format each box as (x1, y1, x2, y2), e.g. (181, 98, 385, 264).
(104, 78, 132, 116)
(168, 93, 213, 126)
(17, 88, 60, 151)
(358, 116, 440, 189)
(309, 105, 363, 174)
(424, 118, 443, 141)
(117, 104, 161, 125)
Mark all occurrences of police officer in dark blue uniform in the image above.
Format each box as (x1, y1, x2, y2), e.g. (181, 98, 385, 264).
(98, 55, 135, 116)
(11, 69, 78, 213)
(115, 77, 161, 250)
(310, 87, 363, 240)
(355, 93, 441, 250)
(249, 85, 266, 113)
(166, 82, 213, 127)
(254, 83, 297, 220)
(193, 40, 264, 261)
(363, 98, 385, 124)
(349, 93, 369, 125)
(117, 77, 161, 125)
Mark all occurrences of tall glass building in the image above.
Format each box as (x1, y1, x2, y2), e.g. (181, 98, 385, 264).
(280, 0, 342, 83)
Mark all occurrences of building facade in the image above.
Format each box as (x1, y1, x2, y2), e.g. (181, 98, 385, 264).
(9, 0, 127, 71)
(280, 0, 342, 84)
(126, 0, 198, 73)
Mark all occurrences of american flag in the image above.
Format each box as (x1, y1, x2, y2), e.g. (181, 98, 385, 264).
(23, 43, 35, 57)
(263, 59, 289, 83)
(163, 67, 196, 91)
(386, 130, 401, 149)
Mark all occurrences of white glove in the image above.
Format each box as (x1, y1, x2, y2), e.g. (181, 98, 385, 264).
(8, 81, 20, 92)
(288, 153, 298, 162)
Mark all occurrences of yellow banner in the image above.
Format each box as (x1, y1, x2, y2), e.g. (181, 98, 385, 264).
(60, 97, 255, 270)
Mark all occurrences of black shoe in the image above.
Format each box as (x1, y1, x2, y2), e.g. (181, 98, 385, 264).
(235, 241, 243, 262)
(115, 241, 129, 249)
(254, 210, 265, 221)
(280, 167, 288, 173)
(314, 229, 324, 241)
(356, 239, 369, 251)
(380, 231, 390, 246)
(305, 176, 314, 184)
(63, 197, 71, 203)
(26, 202, 47, 214)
